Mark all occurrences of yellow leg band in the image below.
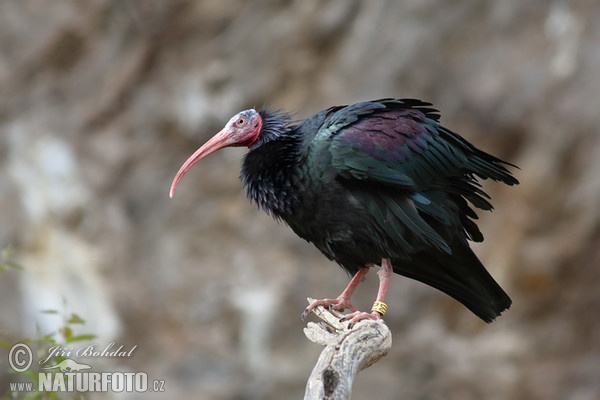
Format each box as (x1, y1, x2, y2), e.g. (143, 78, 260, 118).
(371, 301, 388, 316)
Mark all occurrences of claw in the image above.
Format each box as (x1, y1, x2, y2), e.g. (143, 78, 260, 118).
(301, 308, 309, 320)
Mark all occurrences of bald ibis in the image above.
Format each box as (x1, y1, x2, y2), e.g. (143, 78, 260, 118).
(170, 98, 518, 325)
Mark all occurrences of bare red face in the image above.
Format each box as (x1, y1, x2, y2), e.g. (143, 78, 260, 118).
(169, 109, 262, 197)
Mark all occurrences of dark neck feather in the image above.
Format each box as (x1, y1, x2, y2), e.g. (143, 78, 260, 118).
(241, 110, 302, 219)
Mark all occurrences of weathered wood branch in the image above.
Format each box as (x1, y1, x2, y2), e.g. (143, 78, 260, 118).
(303, 298, 392, 400)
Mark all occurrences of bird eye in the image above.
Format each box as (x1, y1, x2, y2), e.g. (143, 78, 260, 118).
(236, 117, 246, 126)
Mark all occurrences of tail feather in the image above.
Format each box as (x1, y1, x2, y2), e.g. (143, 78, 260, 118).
(392, 244, 511, 322)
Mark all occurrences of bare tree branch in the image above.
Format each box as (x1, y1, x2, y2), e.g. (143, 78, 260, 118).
(303, 298, 392, 400)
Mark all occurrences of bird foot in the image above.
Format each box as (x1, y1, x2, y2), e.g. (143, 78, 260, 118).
(301, 296, 358, 320)
(340, 310, 383, 329)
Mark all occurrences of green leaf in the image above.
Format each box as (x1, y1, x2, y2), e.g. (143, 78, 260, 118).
(66, 334, 97, 343)
(0, 245, 22, 271)
(34, 333, 57, 344)
(2, 245, 14, 259)
(40, 309, 60, 315)
(60, 326, 73, 340)
(3, 261, 22, 270)
(67, 313, 86, 324)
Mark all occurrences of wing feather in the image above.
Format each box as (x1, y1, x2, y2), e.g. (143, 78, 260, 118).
(321, 99, 517, 250)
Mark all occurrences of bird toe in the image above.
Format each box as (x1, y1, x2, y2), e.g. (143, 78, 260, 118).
(342, 310, 383, 329)
(302, 296, 357, 320)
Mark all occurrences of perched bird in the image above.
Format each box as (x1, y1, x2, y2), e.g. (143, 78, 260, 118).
(170, 98, 518, 325)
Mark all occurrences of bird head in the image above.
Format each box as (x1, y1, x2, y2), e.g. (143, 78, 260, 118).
(170, 109, 262, 197)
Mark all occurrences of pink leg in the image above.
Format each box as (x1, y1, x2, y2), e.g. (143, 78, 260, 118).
(301, 267, 370, 320)
(343, 258, 393, 327)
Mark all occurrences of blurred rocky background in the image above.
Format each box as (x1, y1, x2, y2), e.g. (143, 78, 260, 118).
(0, 0, 599, 399)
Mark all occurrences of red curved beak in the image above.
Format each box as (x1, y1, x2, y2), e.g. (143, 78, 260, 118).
(169, 128, 235, 198)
